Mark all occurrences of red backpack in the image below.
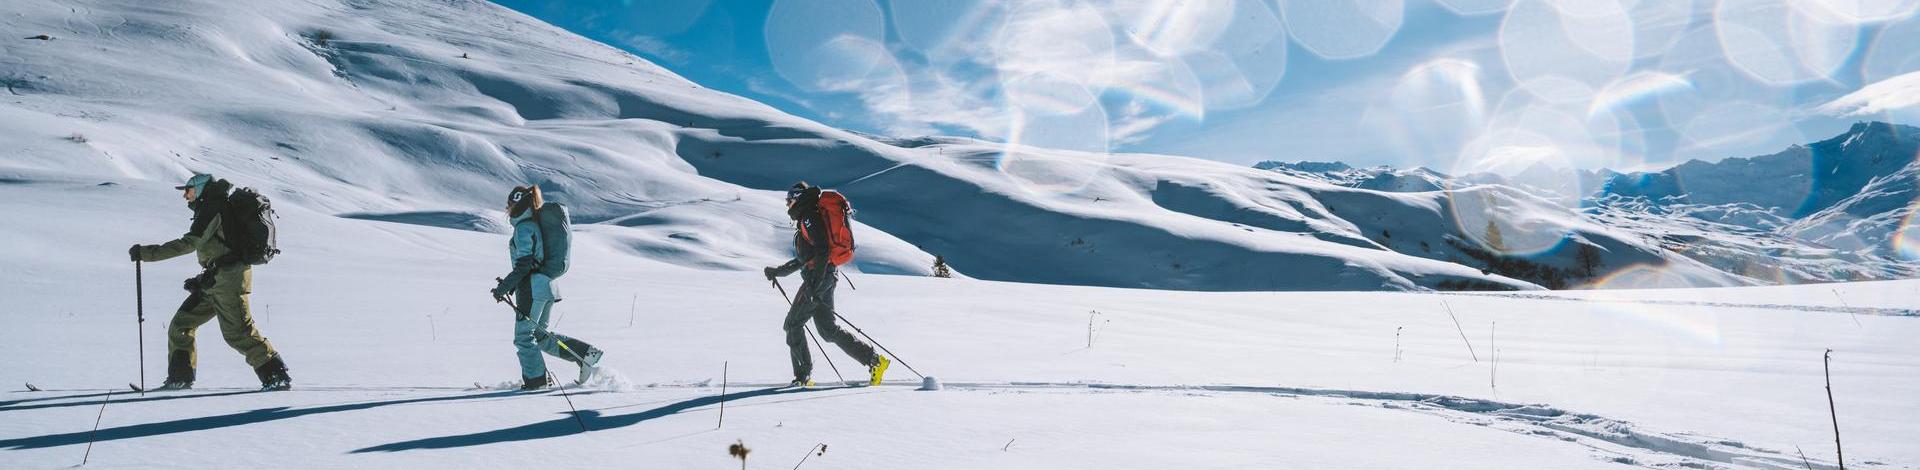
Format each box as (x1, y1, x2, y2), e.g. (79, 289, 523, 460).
(813, 190, 856, 266)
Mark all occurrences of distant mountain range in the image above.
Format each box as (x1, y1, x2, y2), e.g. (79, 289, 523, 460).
(1257, 121, 1920, 286)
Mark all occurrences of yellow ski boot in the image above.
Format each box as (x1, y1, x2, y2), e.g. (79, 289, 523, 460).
(868, 355, 891, 386)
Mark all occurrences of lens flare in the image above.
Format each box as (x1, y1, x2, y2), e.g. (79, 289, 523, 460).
(1435, 0, 1510, 15)
(993, 1, 1118, 82)
(764, 0, 886, 92)
(1795, 0, 1920, 23)
(1377, 59, 1487, 167)
(889, 0, 1004, 60)
(1278, 0, 1406, 60)
(1581, 265, 1725, 345)
(1654, 26, 1807, 163)
(1180, 0, 1288, 111)
(1589, 71, 1692, 118)
(1861, 15, 1920, 82)
(1102, 55, 1205, 118)
(997, 100, 1113, 196)
(1112, 0, 1238, 57)
(1891, 198, 1920, 260)
(1500, 0, 1634, 99)
(1713, 0, 1860, 85)
(1626, 0, 1695, 60)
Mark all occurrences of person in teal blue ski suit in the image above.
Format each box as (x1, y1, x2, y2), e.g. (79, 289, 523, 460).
(490, 185, 604, 390)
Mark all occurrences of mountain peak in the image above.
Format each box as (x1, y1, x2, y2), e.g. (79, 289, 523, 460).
(1253, 161, 1354, 173)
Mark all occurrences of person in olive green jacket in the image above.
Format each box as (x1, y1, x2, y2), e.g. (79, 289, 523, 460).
(129, 174, 290, 391)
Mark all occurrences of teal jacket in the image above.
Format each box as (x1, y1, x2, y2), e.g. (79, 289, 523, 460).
(492, 210, 556, 300)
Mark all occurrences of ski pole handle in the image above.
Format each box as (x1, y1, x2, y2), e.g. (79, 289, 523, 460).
(772, 279, 792, 306)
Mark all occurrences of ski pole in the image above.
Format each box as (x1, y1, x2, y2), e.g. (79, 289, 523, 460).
(838, 271, 856, 290)
(507, 291, 592, 370)
(772, 279, 846, 385)
(502, 301, 587, 433)
(832, 312, 924, 380)
(135, 260, 145, 396)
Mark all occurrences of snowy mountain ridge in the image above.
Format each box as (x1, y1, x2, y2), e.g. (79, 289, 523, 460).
(1260, 122, 1920, 285)
(0, 0, 1904, 291)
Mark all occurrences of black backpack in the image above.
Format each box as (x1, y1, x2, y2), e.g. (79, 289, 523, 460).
(221, 187, 280, 265)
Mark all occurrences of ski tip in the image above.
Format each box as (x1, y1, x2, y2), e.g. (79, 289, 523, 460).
(25, 383, 40, 392)
(128, 383, 143, 393)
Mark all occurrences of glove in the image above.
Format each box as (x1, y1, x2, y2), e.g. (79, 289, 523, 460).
(129, 245, 143, 262)
(764, 267, 778, 281)
(491, 277, 510, 303)
(182, 270, 217, 292)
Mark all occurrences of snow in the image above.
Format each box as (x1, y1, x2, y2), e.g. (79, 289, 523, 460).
(4, 177, 1919, 468)
(2, 0, 1918, 468)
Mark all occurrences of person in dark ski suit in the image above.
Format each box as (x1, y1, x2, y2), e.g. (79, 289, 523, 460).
(764, 182, 889, 387)
(490, 185, 604, 390)
(129, 174, 290, 391)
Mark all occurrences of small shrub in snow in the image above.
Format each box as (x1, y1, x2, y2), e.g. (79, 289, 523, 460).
(66, 133, 87, 143)
(728, 440, 751, 469)
(932, 255, 951, 278)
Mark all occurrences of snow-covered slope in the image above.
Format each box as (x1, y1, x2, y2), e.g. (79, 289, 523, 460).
(8, 0, 1764, 292)
(2, 179, 1916, 469)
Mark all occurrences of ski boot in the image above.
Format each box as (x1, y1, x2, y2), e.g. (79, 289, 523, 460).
(788, 377, 813, 388)
(155, 379, 193, 391)
(521, 373, 552, 391)
(254, 357, 291, 392)
(868, 355, 891, 387)
(260, 373, 291, 392)
(575, 349, 604, 386)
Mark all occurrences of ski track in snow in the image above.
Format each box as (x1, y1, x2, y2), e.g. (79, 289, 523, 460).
(1, 381, 1857, 469)
(1452, 292, 1920, 317)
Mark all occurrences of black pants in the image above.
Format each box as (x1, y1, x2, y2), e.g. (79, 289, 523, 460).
(783, 269, 875, 380)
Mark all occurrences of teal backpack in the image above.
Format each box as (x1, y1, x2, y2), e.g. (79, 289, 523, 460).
(532, 203, 571, 278)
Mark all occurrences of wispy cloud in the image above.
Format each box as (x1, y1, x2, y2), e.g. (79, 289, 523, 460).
(766, 0, 1272, 145)
(614, 33, 690, 65)
(1817, 70, 1920, 117)
(1110, 99, 1180, 146)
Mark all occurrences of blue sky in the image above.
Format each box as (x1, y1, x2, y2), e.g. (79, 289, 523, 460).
(494, 0, 1920, 173)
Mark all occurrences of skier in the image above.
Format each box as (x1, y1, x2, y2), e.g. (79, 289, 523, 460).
(489, 185, 605, 390)
(764, 182, 890, 387)
(129, 174, 290, 391)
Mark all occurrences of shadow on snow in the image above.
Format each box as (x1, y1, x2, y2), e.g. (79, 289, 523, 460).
(0, 390, 258, 413)
(353, 386, 843, 453)
(0, 390, 529, 450)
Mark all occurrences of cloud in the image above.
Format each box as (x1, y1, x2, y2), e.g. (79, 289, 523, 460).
(614, 33, 691, 65)
(742, 73, 818, 110)
(1817, 70, 1920, 117)
(1110, 99, 1179, 146)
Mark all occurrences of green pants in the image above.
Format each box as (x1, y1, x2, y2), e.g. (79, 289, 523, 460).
(166, 267, 279, 381)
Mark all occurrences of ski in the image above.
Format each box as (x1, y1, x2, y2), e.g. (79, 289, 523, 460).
(25, 383, 40, 392)
(128, 383, 141, 393)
